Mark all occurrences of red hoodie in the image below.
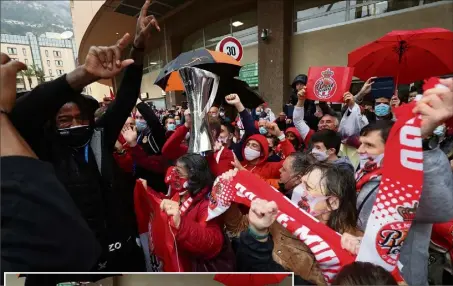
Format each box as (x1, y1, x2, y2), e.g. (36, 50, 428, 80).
(285, 127, 304, 151)
(241, 134, 295, 181)
(162, 125, 234, 177)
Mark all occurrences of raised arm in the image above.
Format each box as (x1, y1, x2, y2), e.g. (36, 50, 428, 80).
(225, 94, 258, 138)
(96, 0, 161, 150)
(413, 78, 453, 222)
(354, 77, 376, 104)
(10, 64, 99, 148)
(292, 87, 314, 143)
(136, 102, 166, 150)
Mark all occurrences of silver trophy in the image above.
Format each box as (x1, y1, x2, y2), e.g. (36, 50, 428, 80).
(178, 66, 220, 154)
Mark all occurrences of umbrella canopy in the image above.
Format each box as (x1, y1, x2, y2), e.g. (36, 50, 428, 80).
(348, 27, 453, 84)
(213, 78, 264, 109)
(155, 48, 241, 91)
(214, 274, 288, 286)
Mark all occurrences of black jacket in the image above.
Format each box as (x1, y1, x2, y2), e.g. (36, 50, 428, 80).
(134, 102, 167, 193)
(10, 65, 146, 272)
(236, 231, 314, 285)
(1, 157, 100, 282)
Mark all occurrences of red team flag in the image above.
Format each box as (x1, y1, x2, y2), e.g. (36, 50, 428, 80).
(306, 67, 354, 102)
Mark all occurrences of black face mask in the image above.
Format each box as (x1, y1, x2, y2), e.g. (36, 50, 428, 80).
(57, 125, 93, 148)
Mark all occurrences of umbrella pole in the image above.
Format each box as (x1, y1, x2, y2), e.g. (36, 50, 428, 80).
(395, 40, 407, 90)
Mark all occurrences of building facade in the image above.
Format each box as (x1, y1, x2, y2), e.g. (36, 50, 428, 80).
(71, 0, 453, 110)
(1, 33, 77, 91)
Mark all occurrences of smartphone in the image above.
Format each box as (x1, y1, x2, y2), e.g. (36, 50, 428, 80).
(371, 77, 395, 99)
(181, 101, 188, 110)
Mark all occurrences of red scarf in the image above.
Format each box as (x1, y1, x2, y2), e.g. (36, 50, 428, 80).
(207, 172, 355, 283)
(356, 102, 423, 280)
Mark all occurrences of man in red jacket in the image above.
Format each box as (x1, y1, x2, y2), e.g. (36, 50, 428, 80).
(162, 114, 234, 177)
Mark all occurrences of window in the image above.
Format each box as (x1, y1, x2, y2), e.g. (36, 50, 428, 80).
(56, 69, 64, 75)
(49, 69, 53, 76)
(45, 50, 49, 57)
(143, 49, 162, 74)
(293, 0, 441, 33)
(53, 51, 62, 57)
(24, 59, 28, 64)
(22, 48, 27, 56)
(182, 10, 258, 53)
(7, 47, 17, 55)
(55, 60, 63, 67)
(47, 60, 51, 67)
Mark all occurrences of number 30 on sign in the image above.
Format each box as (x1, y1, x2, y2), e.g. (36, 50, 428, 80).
(216, 36, 243, 62)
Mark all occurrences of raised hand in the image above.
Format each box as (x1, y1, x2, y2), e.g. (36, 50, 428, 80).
(390, 94, 401, 108)
(341, 232, 362, 255)
(84, 33, 134, 79)
(359, 77, 376, 95)
(343, 92, 355, 108)
(160, 199, 181, 228)
(134, 0, 161, 49)
(1, 53, 27, 113)
(225, 94, 241, 106)
(221, 169, 239, 181)
(413, 78, 453, 138)
(225, 93, 245, 112)
(248, 199, 278, 234)
(265, 122, 283, 137)
(230, 154, 245, 171)
(121, 125, 138, 147)
(297, 86, 306, 100)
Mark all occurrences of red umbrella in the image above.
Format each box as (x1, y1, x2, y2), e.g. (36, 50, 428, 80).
(348, 28, 453, 84)
(214, 274, 288, 286)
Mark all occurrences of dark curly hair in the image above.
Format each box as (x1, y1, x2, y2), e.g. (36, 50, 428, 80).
(177, 153, 215, 196)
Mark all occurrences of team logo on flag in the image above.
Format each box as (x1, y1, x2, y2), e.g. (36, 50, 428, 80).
(314, 68, 337, 100)
(375, 202, 418, 265)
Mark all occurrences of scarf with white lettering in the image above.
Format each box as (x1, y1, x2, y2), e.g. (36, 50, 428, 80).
(356, 102, 423, 278)
(207, 171, 355, 283)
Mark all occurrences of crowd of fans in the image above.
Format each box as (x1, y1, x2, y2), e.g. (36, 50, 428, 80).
(2, 1, 453, 285)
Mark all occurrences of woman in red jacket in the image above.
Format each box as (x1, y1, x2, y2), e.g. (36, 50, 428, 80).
(159, 153, 231, 271)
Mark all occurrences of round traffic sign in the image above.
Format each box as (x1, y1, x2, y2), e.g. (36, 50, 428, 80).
(215, 36, 243, 62)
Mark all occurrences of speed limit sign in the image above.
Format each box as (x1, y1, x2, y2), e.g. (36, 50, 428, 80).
(215, 36, 243, 62)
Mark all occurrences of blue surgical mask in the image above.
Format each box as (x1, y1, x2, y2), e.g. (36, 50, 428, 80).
(136, 120, 147, 132)
(175, 120, 181, 125)
(256, 111, 261, 116)
(167, 123, 176, 131)
(259, 126, 268, 135)
(374, 103, 390, 117)
(433, 125, 446, 137)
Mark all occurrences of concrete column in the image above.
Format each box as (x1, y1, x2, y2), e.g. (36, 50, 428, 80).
(257, 0, 292, 113)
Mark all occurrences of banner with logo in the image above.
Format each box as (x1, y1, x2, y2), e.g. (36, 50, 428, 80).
(207, 171, 355, 283)
(134, 181, 188, 272)
(356, 102, 423, 275)
(306, 66, 354, 102)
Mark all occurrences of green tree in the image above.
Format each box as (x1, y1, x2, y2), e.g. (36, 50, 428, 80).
(32, 65, 46, 84)
(20, 67, 35, 89)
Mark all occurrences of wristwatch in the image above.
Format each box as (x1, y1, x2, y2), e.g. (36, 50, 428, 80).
(422, 135, 439, 151)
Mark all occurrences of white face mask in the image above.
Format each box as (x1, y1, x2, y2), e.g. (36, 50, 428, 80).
(291, 184, 330, 216)
(244, 147, 261, 161)
(359, 153, 384, 169)
(311, 148, 328, 161)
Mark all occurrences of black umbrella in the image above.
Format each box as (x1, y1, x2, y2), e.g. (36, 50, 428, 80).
(213, 78, 264, 109)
